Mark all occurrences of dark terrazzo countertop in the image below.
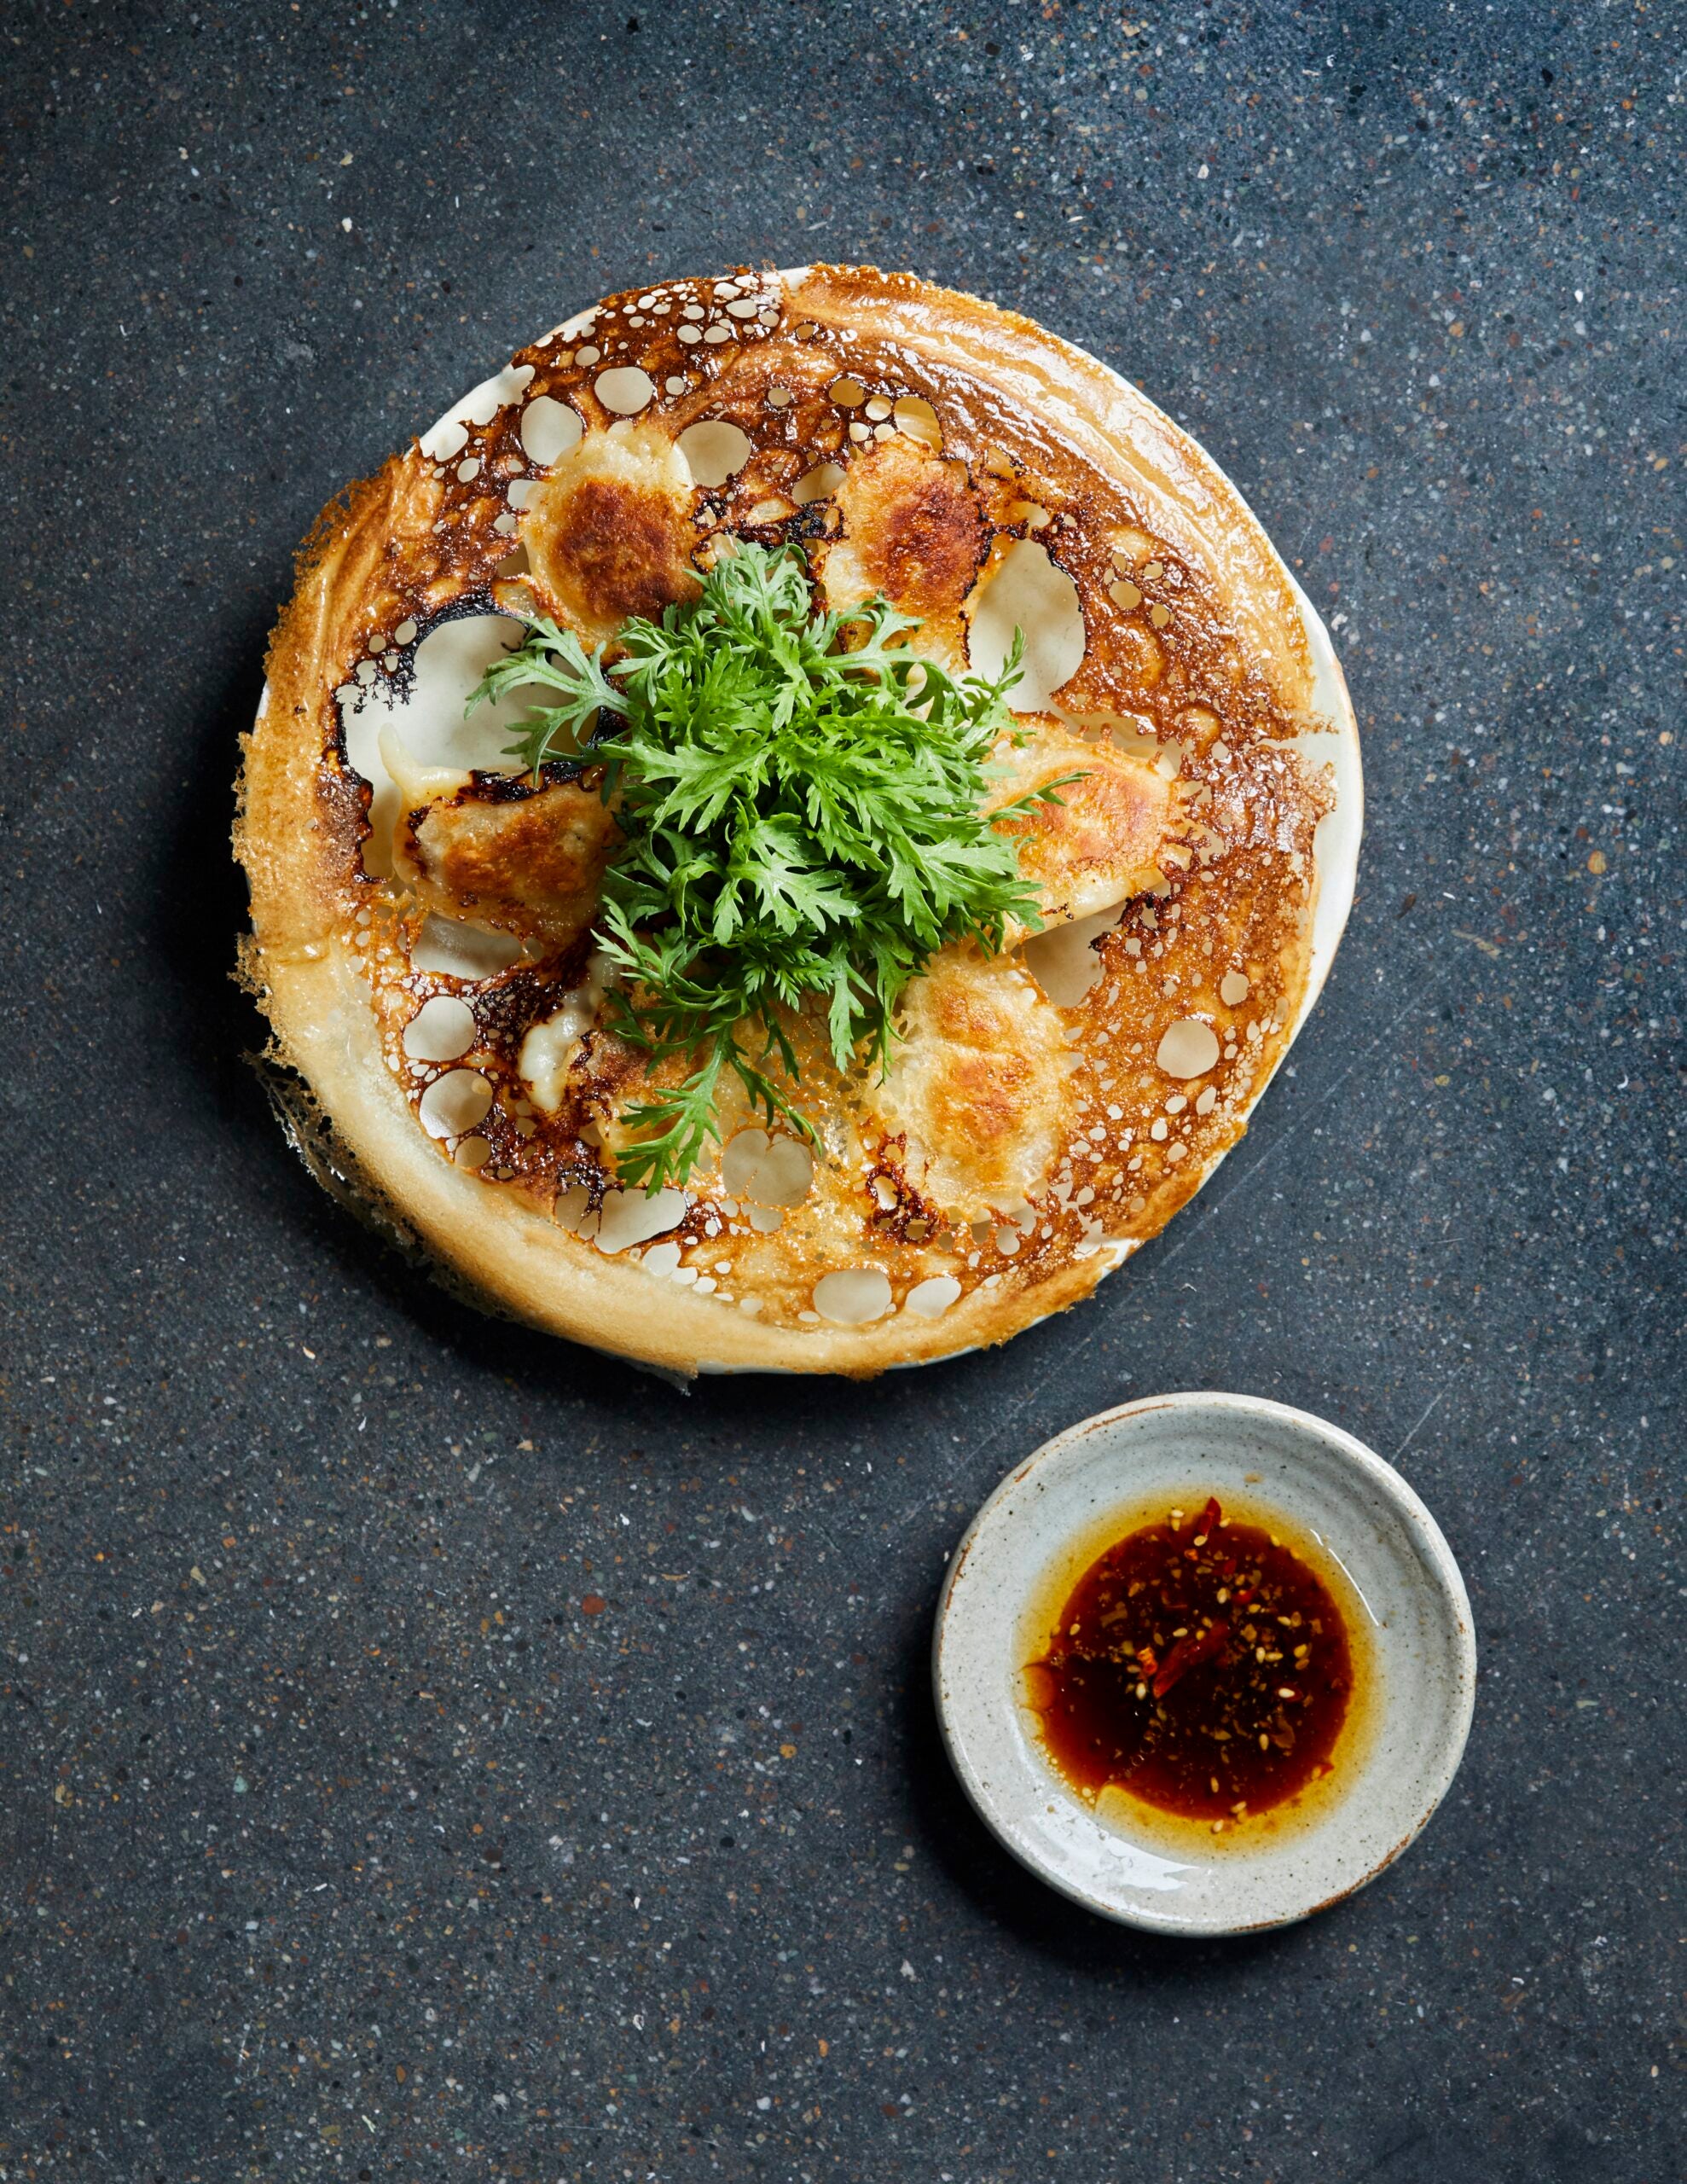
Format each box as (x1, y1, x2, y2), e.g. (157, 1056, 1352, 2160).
(2, 3, 1681, 2178)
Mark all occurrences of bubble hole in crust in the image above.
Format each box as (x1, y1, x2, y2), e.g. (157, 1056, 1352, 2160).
(594, 364, 657, 415)
(813, 1269, 893, 1325)
(904, 1274, 963, 1319)
(594, 1187, 689, 1255)
(419, 363, 534, 462)
(1021, 899, 1131, 1007)
(339, 616, 533, 879)
(419, 1069, 493, 1139)
(719, 1129, 815, 1208)
(402, 995, 477, 1062)
(519, 395, 583, 467)
(966, 539, 1087, 711)
(409, 915, 524, 979)
(892, 394, 942, 449)
(793, 462, 846, 505)
(1157, 1018, 1223, 1079)
(677, 420, 754, 489)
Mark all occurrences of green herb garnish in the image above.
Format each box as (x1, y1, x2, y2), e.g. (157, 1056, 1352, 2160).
(469, 543, 1069, 1191)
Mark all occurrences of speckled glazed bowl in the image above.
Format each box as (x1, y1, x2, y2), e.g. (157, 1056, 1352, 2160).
(933, 1394, 1475, 1934)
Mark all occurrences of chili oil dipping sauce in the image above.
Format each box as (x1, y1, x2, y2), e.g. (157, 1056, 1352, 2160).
(1020, 1490, 1378, 1850)
(936, 1395, 1476, 1932)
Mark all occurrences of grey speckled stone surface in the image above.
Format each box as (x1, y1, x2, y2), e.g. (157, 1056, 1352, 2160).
(2, 3, 1680, 2179)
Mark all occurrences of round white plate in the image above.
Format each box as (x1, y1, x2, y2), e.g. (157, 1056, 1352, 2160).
(934, 1394, 1475, 1933)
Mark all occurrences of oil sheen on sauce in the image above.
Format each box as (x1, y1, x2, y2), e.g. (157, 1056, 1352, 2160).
(1023, 1495, 1360, 1838)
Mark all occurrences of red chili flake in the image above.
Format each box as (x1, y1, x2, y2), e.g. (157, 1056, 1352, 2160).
(1151, 1619, 1230, 1698)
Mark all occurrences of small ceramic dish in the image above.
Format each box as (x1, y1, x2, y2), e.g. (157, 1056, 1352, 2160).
(933, 1394, 1475, 1934)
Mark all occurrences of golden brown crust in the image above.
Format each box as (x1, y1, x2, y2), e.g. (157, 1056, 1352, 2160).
(235, 265, 1359, 1377)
